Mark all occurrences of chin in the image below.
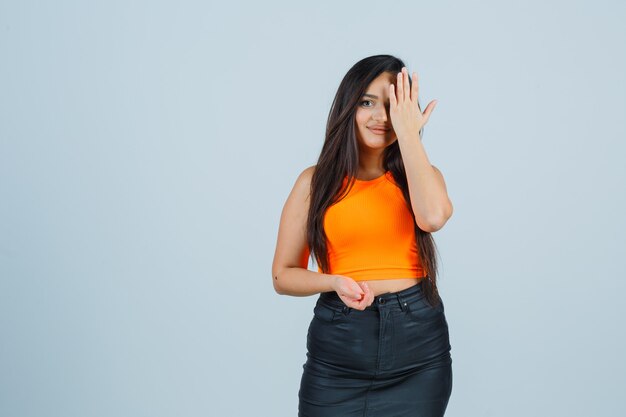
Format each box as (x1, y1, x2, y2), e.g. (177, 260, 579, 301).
(363, 140, 390, 150)
(357, 132, 394, 148)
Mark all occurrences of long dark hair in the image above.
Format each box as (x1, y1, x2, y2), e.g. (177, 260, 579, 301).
(306, 54, 442, 307)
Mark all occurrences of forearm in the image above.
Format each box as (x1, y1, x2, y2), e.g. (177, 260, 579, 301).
(273, 266, 336, 297)
(396, 134, 451, 229)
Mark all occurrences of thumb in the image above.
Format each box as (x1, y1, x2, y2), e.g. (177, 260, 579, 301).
(353, 286, 364, 299)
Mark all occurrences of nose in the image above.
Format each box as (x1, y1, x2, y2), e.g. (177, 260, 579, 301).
(373, 105, 389, 122)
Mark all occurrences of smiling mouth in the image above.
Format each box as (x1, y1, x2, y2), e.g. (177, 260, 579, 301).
(368, 127, 389, 135)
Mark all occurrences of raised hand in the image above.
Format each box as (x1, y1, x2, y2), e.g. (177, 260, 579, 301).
(389, 67, 438, 142)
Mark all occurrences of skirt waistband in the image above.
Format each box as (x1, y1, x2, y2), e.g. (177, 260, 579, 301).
(319, 278, 427, 312)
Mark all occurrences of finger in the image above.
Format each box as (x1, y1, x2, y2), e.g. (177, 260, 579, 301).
(347, 297, 363, 309)
(360, 283, 371, 302)
(404, 67, 410, 102)
(397, 71, 403, 103)
(422, 100, 438, 124)
(411, 72, 419, 103)
(347, 288, 363, 300)
(356, 285, 368, 301)
(389, 84, 397, 107)
(356, 283, 365, 298)
(357, 287, 371, 309)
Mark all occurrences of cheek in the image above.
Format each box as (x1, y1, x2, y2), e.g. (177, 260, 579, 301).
(355, 110, 370, 125)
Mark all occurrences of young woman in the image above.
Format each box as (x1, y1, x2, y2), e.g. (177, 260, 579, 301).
(272, 54, 454, 417)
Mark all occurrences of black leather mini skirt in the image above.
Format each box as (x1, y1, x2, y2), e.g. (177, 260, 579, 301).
(298, 280, 453, 417)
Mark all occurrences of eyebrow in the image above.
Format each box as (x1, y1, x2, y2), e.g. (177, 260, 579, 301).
(363, 93, 379, 99)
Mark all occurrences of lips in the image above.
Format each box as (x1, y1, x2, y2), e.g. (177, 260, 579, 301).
(369, 127, 389, 134)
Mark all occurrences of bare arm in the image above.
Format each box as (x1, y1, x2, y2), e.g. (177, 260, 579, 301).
(271, 166, 372, 306)
(271, 165, 337, 296)
(273, 267, 337, 297)
(390, 68, 453, 233)
(396, 134, 453, 233)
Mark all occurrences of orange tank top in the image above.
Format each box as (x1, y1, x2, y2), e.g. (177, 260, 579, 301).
(316, 171, 427, 281)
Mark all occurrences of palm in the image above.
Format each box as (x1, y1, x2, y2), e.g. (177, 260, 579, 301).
(389, 67, 438, 141)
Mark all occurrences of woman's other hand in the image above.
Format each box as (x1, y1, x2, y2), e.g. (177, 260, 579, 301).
(332, 275, 374, 310)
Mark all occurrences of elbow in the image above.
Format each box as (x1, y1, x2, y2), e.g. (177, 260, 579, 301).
(422, 203, 453, 233)
(425, 218, 446, 233)
(414, 214, 438, 233)
(418, 220, 440, 233)
(272, 267, 286, 295)
(273, 278, 283, 295)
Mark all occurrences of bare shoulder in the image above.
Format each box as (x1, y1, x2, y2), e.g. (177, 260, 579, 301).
(299, 164, 316, 183)
(293, 164, 316, 197)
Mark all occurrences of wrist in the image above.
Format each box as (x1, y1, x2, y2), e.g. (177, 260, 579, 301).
(396, 131, 422, 143)
(326, 274, 339, 292)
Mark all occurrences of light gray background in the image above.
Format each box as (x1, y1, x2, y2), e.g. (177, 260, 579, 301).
(1, 0, 625, 416)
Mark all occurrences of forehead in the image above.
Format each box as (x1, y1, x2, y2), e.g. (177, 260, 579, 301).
(364, 72, 397, 95)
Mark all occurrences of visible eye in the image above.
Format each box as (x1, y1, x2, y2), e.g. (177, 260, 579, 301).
(360, 100, 373, 107)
